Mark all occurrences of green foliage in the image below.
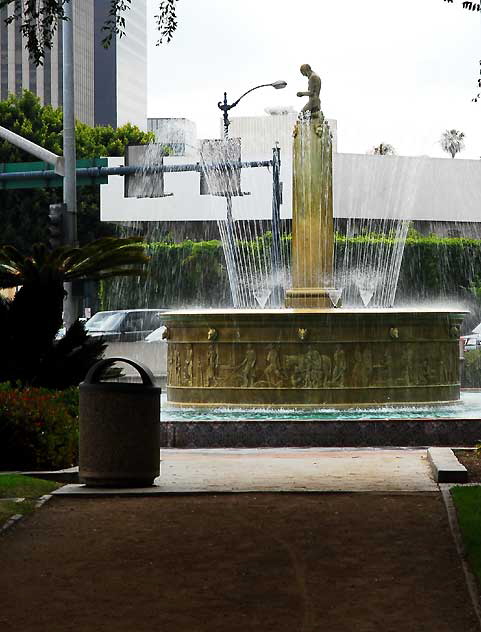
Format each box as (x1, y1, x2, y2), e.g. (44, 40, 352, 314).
(0, 474, 60, 498)
(451, 486, 481, 584)
(101, 239, 231, 309)
(0, 384, 79, 469)
(101, 234, 481, 313)
(462, 350, 481, 388)
(0, 91, 154, 252)
(0, 238, 148, 388)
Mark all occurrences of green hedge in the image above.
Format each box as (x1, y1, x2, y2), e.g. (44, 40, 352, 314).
(0, 385, 79, 470)
(100, 235, 481, 315)
(463, 350, 481, 388)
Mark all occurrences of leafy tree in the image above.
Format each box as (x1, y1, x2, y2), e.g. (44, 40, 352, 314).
(0, 0, 179, 65)
(0, 237, 149, 388)
(370, 143, 396, 156)
(0, 91, 154, 252)
(440, 129, 465, 158)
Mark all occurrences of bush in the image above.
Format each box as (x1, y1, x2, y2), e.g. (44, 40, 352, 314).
(0, 384, 79, 470)
(462, 350, 481, 388)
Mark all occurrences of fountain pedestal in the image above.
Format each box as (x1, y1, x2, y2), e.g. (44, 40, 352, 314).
(285, 116, 335, 309)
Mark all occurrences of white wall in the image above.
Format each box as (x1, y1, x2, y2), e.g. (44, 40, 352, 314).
(101, 152, 481, 224)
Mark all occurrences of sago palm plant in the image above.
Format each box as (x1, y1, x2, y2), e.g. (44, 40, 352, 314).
(0, 237, 149, 388)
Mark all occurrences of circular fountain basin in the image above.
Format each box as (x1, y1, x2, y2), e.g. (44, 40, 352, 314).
(162, 308, 466, 409)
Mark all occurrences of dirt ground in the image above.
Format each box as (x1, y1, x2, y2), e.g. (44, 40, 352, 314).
(455, 450, 481, 482)
(0, 493, 479, 632)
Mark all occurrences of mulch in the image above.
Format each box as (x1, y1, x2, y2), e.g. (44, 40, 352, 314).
(455, 450, 481, 483)
(0, 492, 479, 632)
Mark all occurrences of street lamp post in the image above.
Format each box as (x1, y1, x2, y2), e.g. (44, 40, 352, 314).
(217, 80, 287, 140)
(217, 80, 287, 306)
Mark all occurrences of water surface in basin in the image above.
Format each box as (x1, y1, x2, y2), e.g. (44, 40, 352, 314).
(160, 391, 481, 422)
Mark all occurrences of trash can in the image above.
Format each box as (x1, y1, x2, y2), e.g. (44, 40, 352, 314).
(79, 357, 161, 487)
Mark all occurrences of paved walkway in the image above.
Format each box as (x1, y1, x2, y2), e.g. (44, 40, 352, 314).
(54, 448, 437, 495)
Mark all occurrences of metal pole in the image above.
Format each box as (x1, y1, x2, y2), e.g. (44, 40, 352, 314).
(270, 145, 282, 305)
(221, 92, 230, 140)
(0, 126, 64, 174)
(63, 0, 78, 326)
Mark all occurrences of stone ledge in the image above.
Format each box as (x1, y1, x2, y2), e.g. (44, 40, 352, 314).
(427, 447, 468, 483)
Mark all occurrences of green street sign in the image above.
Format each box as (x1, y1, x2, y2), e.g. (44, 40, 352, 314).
(0, 157, 108, 190)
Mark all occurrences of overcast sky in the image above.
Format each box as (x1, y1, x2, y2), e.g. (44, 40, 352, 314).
(146, 0, 481, 159)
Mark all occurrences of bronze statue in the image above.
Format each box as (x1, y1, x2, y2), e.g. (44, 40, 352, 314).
(297, 64, 321, 118)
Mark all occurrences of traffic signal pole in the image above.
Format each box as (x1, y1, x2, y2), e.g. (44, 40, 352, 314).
(62, 0, 78, 327)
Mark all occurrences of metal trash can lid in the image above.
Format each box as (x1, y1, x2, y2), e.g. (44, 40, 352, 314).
(80, 357, 161, 393)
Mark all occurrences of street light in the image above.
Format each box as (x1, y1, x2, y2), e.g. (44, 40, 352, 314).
(218, 80, 287, 139)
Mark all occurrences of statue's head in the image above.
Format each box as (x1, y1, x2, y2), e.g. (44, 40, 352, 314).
(300, 64, 312, 77)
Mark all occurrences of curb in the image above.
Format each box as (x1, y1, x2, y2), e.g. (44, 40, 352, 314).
(427, 448, 468, 483)
(0, 493, 53, 535)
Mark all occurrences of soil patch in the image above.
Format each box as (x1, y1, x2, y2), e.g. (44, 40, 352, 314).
(0, 493, 478, 632)
(455, 449, 481, 482)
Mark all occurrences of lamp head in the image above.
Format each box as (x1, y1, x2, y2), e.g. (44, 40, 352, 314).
(271, 80, 287, 90)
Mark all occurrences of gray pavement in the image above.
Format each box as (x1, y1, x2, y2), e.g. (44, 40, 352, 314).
(53, 447, 438, 495)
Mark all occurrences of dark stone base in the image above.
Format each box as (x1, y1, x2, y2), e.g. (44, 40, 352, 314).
(159, 419, 481, 449)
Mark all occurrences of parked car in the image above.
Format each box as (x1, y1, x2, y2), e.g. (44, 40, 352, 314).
(85, 309, 166, 342)
(461, 322, 481, 352)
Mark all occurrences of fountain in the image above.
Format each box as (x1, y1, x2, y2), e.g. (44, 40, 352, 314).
(161, 65, 465, 409)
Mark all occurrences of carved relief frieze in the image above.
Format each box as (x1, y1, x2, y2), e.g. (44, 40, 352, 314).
(167, 338, 459, 390)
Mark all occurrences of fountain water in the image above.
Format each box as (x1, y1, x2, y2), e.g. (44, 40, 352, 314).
(161, 67, 465, 409)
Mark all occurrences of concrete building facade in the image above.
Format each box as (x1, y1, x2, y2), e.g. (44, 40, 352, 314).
(147, 118, 197, 156)
(0, 1, 147, 129)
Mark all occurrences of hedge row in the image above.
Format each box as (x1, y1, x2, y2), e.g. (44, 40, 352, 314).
(100, 235, 481, 312)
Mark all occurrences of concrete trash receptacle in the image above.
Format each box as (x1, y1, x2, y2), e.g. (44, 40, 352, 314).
(79, 357, 161, 487)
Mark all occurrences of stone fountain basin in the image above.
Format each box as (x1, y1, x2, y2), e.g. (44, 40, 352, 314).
(162, 308, 466, 409)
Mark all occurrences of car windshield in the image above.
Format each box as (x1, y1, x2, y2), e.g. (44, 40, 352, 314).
(85, 312, 124, 332)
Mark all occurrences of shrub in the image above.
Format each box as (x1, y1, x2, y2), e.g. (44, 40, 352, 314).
(0, 384, 79, 470)
(463, 350, 481, 388)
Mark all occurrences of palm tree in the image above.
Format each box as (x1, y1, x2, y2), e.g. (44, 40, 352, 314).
(0, 237, 149, 388)
(440, 129, 465, 159)
(370, 143, 396, 156)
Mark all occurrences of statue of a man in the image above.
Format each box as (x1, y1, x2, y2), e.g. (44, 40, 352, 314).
(297, 64, 321, 118)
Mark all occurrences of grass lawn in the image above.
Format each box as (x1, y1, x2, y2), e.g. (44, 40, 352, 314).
(451, 485, 481, 584)
(0, 474, 61, 528)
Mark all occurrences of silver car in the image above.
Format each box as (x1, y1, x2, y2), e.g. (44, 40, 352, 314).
(85, 309, 165, 343)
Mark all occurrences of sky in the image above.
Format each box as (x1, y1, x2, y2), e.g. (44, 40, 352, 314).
(146, 0, 481, 159)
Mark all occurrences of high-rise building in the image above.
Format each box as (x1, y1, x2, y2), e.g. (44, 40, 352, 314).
(0, 1, 147, 129)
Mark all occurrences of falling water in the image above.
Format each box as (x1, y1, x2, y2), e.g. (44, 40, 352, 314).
(103, 139, 426, 311)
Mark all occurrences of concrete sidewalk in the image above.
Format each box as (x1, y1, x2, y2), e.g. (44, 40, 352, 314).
(54, 447, 438, 495)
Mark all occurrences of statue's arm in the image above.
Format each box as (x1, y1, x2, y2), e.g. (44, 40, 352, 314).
(297, 90, 313, 97)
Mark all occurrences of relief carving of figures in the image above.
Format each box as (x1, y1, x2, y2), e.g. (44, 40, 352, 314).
(361, 348, 373, 388)
(174, 348, 182, 385)
(419, 358, 434, 385)
(239, 343, 257, 387)
(167, 347, 175, 385)
(332, 345, 346, 387)
(206, 343, 219, 387)
(284, 353, 306, 387)
(264, 346, 283, 387)
(304, 349, 323, 387)
(351, 347, 363, 387)
(439, 359, 448, 384)
(196, 357, 204, 388)
(399, 345, 412, 386)
(183, 344, 193, 386)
